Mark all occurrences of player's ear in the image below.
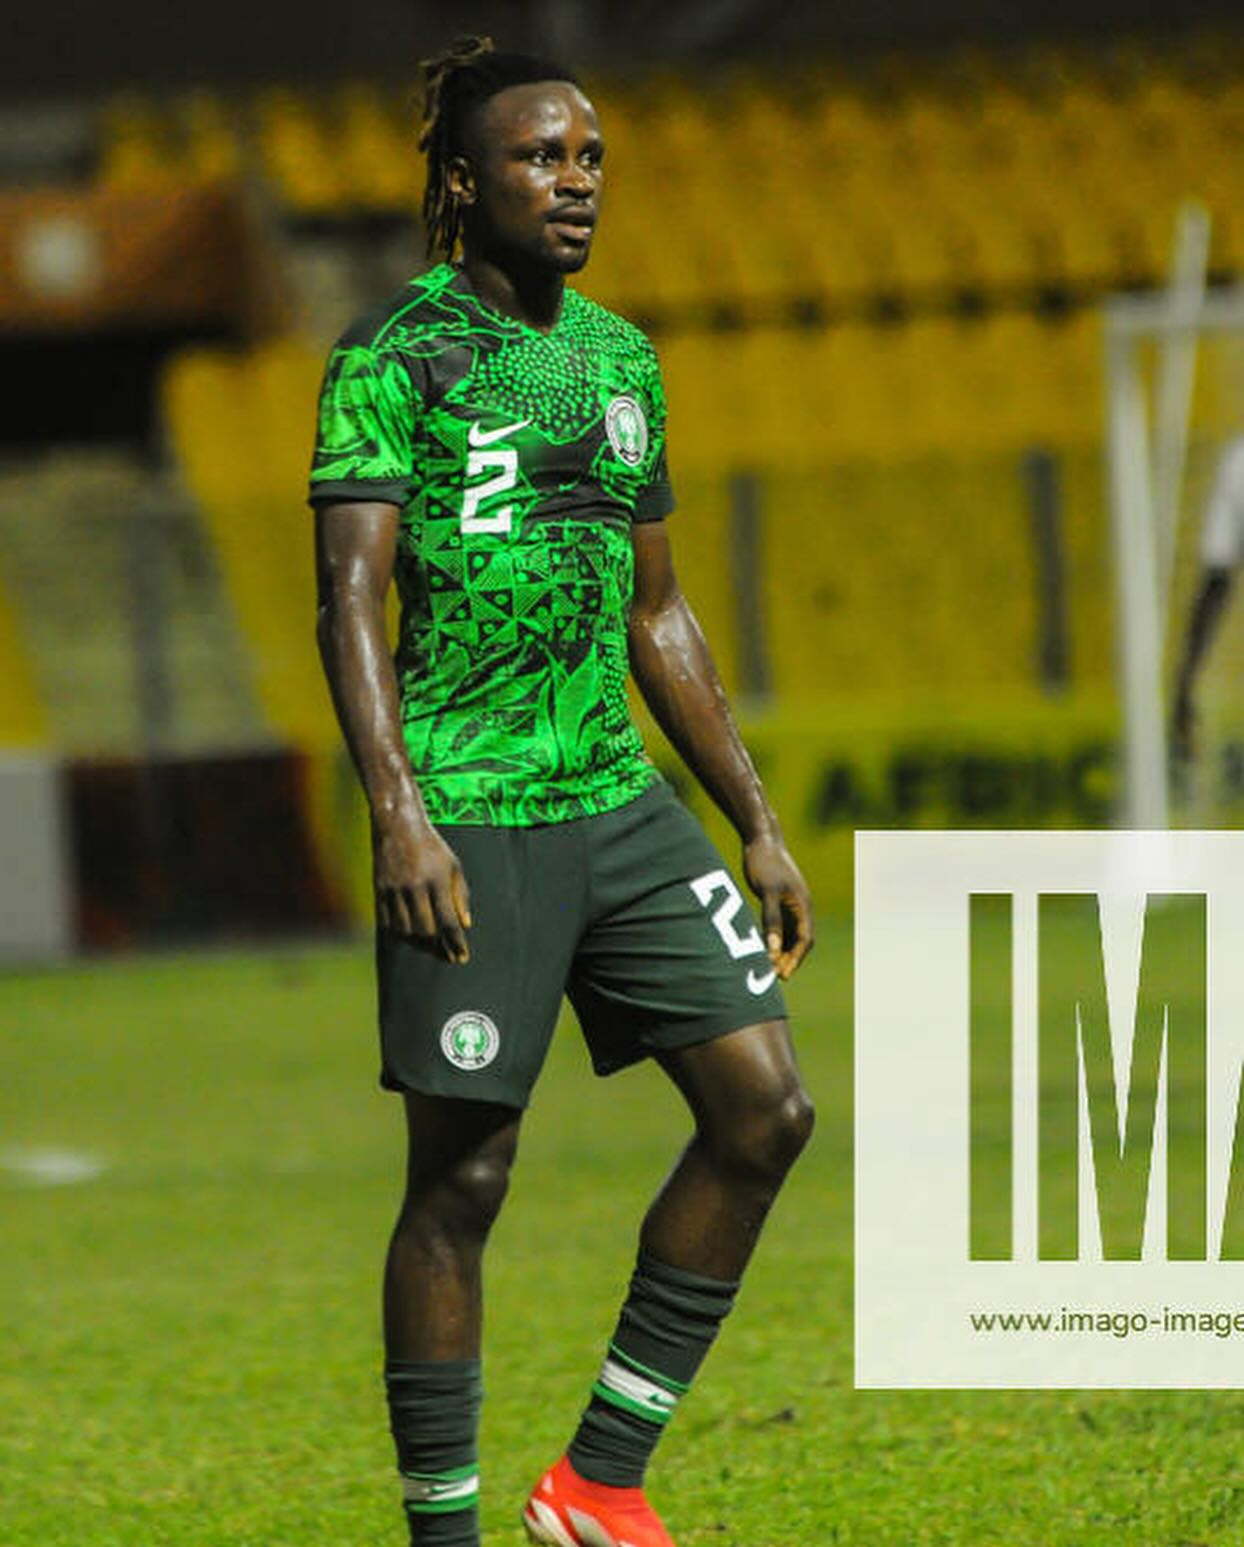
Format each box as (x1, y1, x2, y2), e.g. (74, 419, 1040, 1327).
(447, 155, 477, 207)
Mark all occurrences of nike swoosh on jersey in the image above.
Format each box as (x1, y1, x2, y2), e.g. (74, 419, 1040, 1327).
(467, 416, 532, 447)
(746, 965, 778, 995)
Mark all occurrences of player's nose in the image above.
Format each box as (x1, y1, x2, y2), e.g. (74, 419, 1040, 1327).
(557, 161, 596, 198)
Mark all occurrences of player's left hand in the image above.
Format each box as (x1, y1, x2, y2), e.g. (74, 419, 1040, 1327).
(743, 831, 814, 980)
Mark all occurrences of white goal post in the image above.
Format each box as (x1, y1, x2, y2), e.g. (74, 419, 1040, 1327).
(1105, 204, 1244, 828)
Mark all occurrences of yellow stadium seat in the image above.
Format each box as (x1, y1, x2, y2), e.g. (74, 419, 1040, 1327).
(660, 333, 753, 471)
(895, 318, 984, 454)
(338, 86, 418, 215)
(660, 468, 740, 696)
(163, 340, 336, 749)
(90, 36, 1244, 319)
(99, 95, 182, 189)
(181, 92, 242, 183)
(255, 89, 347, 217)
(575, 104, 670, 310)
(811, 325, 915, 460)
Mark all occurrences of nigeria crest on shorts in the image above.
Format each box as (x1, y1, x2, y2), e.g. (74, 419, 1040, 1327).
(440, 1010, 500, 1071)
(605, 394, 648, 467)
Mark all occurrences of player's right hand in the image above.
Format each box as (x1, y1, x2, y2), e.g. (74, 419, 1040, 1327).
(371, 818, 473, 963)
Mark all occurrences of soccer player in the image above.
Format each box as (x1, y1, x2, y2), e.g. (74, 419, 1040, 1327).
(310, 37, 815, 1547)
(1172, 436, 1244, 761)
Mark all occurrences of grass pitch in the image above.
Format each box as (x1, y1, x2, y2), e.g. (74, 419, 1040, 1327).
(3, 917, 1244, 1546)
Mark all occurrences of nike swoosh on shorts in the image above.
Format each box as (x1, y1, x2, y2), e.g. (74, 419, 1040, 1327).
(746, 966, 777, 994)
(468, 417, 532, 447)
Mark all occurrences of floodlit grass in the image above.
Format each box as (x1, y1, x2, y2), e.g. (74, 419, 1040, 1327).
(4, 916, 1244, 1545)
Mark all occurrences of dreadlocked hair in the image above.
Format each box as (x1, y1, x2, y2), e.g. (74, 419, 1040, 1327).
(417, 34, 581, 260)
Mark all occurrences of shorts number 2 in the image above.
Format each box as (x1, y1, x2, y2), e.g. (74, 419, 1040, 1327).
(689, 868, 765, 960)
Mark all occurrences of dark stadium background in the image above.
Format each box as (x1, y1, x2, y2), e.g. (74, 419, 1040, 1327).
(6, 0, 1238, 954)
(7, 0, 1244, 88)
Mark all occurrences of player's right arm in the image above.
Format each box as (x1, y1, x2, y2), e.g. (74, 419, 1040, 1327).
(314, 500, 471, 962)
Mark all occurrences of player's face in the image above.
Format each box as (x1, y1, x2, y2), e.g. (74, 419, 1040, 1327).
(455, 82, 603, 273)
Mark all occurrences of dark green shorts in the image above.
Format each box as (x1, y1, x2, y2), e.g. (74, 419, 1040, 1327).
(376, 781, 787, 1107)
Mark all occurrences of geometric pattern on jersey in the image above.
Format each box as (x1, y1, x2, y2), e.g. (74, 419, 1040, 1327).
(309, 263, 675, 826)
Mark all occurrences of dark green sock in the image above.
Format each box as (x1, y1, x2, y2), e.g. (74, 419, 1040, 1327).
(385, 1359, 482, 1546)
(568, 1252, 739, 1487)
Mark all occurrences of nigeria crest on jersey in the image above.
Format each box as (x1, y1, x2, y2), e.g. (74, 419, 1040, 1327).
(605, 393, 649, 467)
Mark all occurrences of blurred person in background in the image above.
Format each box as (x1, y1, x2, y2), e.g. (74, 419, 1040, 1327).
(1172, 435, 1244, 762)
(309, 35, 815, 1547)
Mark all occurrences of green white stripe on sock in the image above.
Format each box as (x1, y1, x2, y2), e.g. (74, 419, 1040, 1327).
(608, 1343, 692, 1395)
(591, 1346, 686, 1426)
(401, 1463, 479, 1514)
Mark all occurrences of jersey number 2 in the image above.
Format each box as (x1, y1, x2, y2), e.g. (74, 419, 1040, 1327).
(461, 448, 517, 534)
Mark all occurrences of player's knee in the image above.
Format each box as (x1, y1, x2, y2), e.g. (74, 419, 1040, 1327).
(765, 1085, 815, 1176)
(441, 1149, 513, 1238)
(403, 1145, 515, 1244)
(716, 1083, 814, 1189)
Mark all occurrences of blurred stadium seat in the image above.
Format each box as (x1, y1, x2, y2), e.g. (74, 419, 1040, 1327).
(254, 88, 349, 218)
(338, 85, 418, 216)
(0, 448, 265, 753)
(91, 36, 1244, 301)
(56, 31, 1242, 743)
(180, 91, 244, 183)
(98, 95, 181, 190)
(162, 340, 336, 748)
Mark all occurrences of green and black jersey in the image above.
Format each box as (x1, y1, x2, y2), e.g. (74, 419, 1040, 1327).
(309, 262, 674, 827)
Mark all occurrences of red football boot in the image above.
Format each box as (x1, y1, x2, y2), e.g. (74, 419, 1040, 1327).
(523, 1455, 677, 1547)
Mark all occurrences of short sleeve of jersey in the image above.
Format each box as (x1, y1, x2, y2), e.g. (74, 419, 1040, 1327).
(308, 339, 418, 507)
(634, 341, 675, 524)
(1201, 437, 1244, 569)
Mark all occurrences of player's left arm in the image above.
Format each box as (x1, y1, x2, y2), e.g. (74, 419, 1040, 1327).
(627, 519, 813, 979)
